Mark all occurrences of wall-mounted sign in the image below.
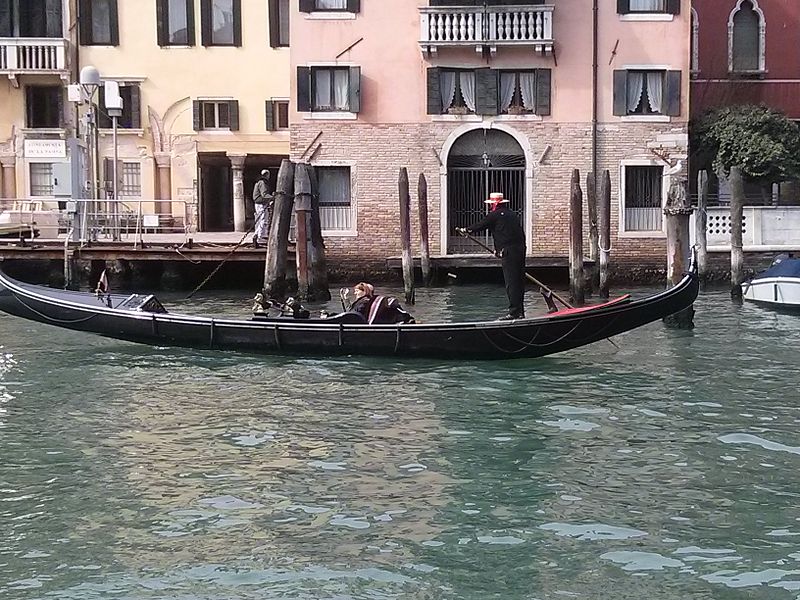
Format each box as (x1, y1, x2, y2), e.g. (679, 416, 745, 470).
(24, 139, 67, 158)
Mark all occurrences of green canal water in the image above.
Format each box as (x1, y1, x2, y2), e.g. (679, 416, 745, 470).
(1, 283, 800, 599)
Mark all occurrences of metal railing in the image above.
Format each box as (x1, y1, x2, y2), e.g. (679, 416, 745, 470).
(0, 38, 67, 72)
(419, 4, 554, 51)
(0, 198, 194, 243)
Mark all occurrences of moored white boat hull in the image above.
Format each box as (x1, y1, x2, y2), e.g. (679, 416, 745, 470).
(743, 277, 800, 308)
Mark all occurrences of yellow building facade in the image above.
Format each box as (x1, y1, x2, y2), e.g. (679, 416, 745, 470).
(0, 0, 290, 235)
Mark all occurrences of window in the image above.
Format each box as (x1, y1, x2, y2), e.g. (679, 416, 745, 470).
(192, 99, 240, 130)
(30, 163, 54, 196)
(691, 8, 699, 74)
(26, 86, 62, 128)
(156, 0, 195, 46)
(613, 70, 681, 117)
(1, 0, 63, 37)
(427, 67, 550, 116)
(623, 165, 663, 232)
(299, 0, 360, 13)
(97, 83, 141, 129)
(268, 0, 289, 47)
(498, 70, 550, 115)
(730, 0, 763, 73)
(266, 99, 289, 130)
(120, 162, 141, 197)
(296, 66, 361, 113)
(617, 0, 679, 14)
(200, 0, 241, 46)
(78, 0, 119, 45)
(317, 166, 353, 231)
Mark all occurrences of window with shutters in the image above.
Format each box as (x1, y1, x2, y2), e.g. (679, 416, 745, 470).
(30, 163, 54, 196)
(439, 70, 477, 115)
(200, 0, 241, 46)
(156, 0, 194, 46)
(266, 99, 289, 130)
(268, 0, 289, 47)
(313, 67, 351, 111)
(79, 0, 118, 45)
(729, 0, 764, 74)
(26, 86, 62, 128)
(498, 71, 545, 115)
(298, 0, 360, 16)
(613, 69, 681, 118)
(200, 101, 230, 129)
(621, 164, 664, 233)
(97, 83, 141, 129)
(316, 166, 354, 232)
(617, 0, 679, 19)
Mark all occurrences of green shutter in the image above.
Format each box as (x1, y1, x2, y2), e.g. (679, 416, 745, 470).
(268, 0, 279, 48)
(232, 0, 242, 46)
(349, 66, 361, 113)
(535, 69, 551, 116)
(265, 100, 276, 130)
(613, 70, 627, 116)
(299, 0, 315, 13)
(156, 0, 168, 46)
(664, 70, 681, 116)
(193, 100, 202, 130)
(109, 0, 119, 45)
(130, 85, 141, 128)
(346, 0, 360, 12)
(617, 0, 629, 14)
(666, 0, 680, 15)
(45, 0, 62, 38)
(200, 0, 211, 46)
(427, 68, 441, 115)
(228, 100, 239, 130)
(0, 0, 11, 37)
(475, 68, 498, 116)
(78, 0, 91, 44)
(297, 67, 311, 112)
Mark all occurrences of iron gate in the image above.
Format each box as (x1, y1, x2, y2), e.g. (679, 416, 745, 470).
(446, 130, 526, 254)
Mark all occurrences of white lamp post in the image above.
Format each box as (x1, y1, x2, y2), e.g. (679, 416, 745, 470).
(104, 80, 123, 241)
(79, 65, 101, 242)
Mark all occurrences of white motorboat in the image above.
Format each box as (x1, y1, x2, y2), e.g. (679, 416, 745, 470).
(743, 254, 800, 310)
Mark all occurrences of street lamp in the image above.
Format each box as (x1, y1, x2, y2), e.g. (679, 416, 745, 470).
(79, 65, 101, 242)
(104, 80, 123, 241)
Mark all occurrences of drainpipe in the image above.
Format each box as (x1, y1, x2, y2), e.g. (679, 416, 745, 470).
(591, 0, 598, 189)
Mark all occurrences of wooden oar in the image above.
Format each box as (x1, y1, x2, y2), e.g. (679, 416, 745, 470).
(458, 230, 572, 310)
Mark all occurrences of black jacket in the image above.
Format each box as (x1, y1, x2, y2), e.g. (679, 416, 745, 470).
(467, 208, 525, 251)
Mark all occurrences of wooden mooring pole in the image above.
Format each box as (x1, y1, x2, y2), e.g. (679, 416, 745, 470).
(294, 163, 312, 300)
(663, 177, 695, 329)
(399, 168, 415, 304)
(306, 165, 331, 301)
(418, 173, 432, 286)
(598, 169, 611, 299)
(586, 171, 599, 292)
(569, 168, 585, 306)
(729, 166, 745, 299)
(696, 169, 709, 282)
(263, 159, 295, 299)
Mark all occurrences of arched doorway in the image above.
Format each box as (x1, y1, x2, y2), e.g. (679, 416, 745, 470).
(446, 129, 525, 253)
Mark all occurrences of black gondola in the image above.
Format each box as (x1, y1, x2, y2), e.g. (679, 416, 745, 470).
(0, 265, 698, 360)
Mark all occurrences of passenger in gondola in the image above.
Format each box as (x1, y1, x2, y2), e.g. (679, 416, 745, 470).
(347, 282, 415, 324)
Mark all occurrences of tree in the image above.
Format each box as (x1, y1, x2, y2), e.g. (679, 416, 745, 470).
(691, 105, 800, 188)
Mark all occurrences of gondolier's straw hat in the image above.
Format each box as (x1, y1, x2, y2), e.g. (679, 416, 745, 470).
(485, 192, 508, 204)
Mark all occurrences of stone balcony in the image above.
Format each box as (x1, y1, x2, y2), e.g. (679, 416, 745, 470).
(419, 4, 554, 56)
(0, 38, 69, 84)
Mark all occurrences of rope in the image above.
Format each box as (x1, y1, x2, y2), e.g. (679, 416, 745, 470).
(12, 292, 99, 325)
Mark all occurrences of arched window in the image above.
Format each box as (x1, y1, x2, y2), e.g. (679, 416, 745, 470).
(728, 0, 765, 73)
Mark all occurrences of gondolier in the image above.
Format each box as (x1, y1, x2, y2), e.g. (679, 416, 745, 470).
(457, 192, 526, 320)
(252, 170, 273, 248)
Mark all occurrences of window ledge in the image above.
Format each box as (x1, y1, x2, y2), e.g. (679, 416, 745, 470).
(619, 230, 667, 239)
(430, 114, 482, 122)
(619, 13, 674, 22)
(305, 11, 357, 20)
(621, 115, 671, 123)
(305, 112, 358, 120)
(493, 113, 543, 122)
(98, 128, 145, 136)
(322, 230, 358, 237)
(20, 128, 65, 136)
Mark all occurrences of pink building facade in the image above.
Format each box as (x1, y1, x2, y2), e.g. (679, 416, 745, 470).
(291, 0, 691, 270)
(692, 0, 800, 119)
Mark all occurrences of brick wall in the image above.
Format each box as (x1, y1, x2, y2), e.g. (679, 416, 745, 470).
(292, 120, 688, 270)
